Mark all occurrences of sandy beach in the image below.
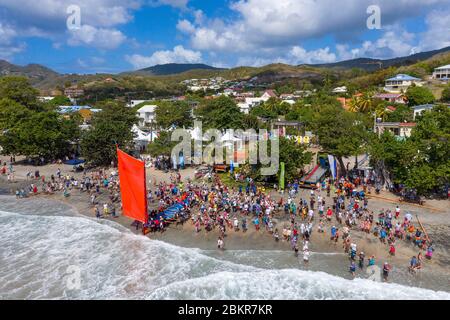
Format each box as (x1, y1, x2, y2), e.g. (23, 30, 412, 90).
(1, 155, 449, 293)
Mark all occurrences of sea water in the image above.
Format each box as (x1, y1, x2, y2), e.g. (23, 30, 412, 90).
(0, 196, 449, 300)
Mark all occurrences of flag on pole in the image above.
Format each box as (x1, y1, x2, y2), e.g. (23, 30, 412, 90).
(328, 155, 337, 180)
(117, 148, 148, 223)
(279, 162, 285, 190)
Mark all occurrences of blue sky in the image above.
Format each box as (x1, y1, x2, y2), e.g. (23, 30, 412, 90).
(0, 0, 449, 74)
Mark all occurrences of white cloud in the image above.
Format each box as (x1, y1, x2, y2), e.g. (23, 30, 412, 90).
(419, 9, 450, 51)
(0, 22, 26, 59)
(289, 46, 337, 64)
(125, 45, 202, 69)
(68, 25, 126, 50)
(0, 0, 137, 28)
(0, 23, 17, 45)
(156, 0, 189, 9)
(335, 26, 416, 60)
(186, 0, 448, 53)
(177, 19, 196, 34)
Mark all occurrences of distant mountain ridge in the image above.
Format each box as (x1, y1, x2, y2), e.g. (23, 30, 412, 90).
(125, 63, 225, 76)
(311, 46, 450, 71)
(1, 46, 450, 89)
(0, 60, 60, 85)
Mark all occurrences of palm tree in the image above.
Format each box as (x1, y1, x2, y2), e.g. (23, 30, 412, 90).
(357, 92, 374, 113)
(375, 105, 388, 122)
(348, 97, 360, 113)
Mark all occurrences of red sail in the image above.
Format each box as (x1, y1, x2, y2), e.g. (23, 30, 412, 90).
(117, 148, 148, 223)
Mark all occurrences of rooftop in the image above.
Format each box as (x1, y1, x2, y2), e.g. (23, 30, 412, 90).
(374, 93, 404, 98)
(435, 65, 450, 70)
(411, 104, 435, 110)
(137, 105, 157, 113)
(376, 122, 416, 127)
(386, 74, 421, 81)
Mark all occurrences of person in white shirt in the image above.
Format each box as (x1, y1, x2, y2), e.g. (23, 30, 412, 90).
(303, 249, 310, 263)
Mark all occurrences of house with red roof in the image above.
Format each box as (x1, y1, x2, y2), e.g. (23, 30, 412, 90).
(373, 93, 407, 104)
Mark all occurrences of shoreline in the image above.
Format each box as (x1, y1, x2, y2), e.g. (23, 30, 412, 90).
(1, 166, 449, 293)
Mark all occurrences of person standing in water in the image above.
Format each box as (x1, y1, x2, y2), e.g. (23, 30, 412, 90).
(382, 262, 391, 281)
(349, 261, 356, 277)
(358, 252, 365, 269)
(217, 237, 224, 250)
(303, 249, 310, 264)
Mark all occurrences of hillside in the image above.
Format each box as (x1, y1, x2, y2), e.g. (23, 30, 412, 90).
(0, 60, 60, 85)
(312, 46, 450, 71)
(2, 46, 450, 92)
(124, 63, 224, 76)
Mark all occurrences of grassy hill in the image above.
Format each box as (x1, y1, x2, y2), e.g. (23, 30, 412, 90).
(312, 46, 450, 71)
(124, 63, 224, 76)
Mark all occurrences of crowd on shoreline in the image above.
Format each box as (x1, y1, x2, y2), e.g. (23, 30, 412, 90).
(2, 160, 436, 281)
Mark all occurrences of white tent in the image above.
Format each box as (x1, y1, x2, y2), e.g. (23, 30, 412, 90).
(220, 131, 242, 142)
(132, 125, 158, 143)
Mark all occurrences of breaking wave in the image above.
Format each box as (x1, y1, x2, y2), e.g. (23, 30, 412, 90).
(0, 204, 449, 300)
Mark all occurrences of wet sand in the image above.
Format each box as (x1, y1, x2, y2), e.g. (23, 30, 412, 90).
(1, 157, 449, 292)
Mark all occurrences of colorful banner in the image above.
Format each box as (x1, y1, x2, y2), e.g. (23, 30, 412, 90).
(328, 155, 337, 180)
(117, 148, 148, 223)
(279, 162, 285, 190)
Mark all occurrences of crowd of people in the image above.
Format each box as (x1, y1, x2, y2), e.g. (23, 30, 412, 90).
(3, 159, 437, 282)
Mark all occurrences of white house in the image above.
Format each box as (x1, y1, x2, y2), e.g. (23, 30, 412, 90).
(432, 65, 450, 81)
(384, 74, 423, 93)
(127, 100, 147, 108)
(137, 105, 157, 127)
(281, 99, 296, 105)
(37, 96, 55, 102)
(375, 122, 416, 139)
(373, 93, 407, 104)
(235, 90, 279, 114)
(332, 86, 347, 94)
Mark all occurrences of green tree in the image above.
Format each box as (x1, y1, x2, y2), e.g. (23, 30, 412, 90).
(369, 105, 450, 195)
(0, 111, 80, 159)
(406, 86, 435, 106)
(146, 131, 177, 157)
(0, 76, 39, 109)
(80, 102, 138, 166)
(45, 95, 72, 109)
(155, 101, 193, 130)
(195, 96, 244, 129)
(385, 104, 414, 122)
(278, 137, 312, 181)
(0, 98, 31, 131)
(441, 84, 450, 102)
(314, 106, 369, 175)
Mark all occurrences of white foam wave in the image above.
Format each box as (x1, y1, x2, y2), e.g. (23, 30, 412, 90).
(0, 209, 449, 300)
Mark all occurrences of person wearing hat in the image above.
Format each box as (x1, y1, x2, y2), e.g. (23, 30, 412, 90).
(358, 252, 365, 269)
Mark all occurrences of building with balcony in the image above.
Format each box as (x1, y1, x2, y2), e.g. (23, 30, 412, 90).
(384, 74, 423, 93)
(137, 105, 157, 127)
(432, 65, 450, 81)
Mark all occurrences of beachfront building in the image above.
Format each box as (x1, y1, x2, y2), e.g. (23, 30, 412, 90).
(236, 90, 278, 114)
(137, 105, 157, 127)
(373, 93, 408, 104)
(432, 65, 450, 81)
(375, 122, 416, 140)
(384, 74, 423, 93)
